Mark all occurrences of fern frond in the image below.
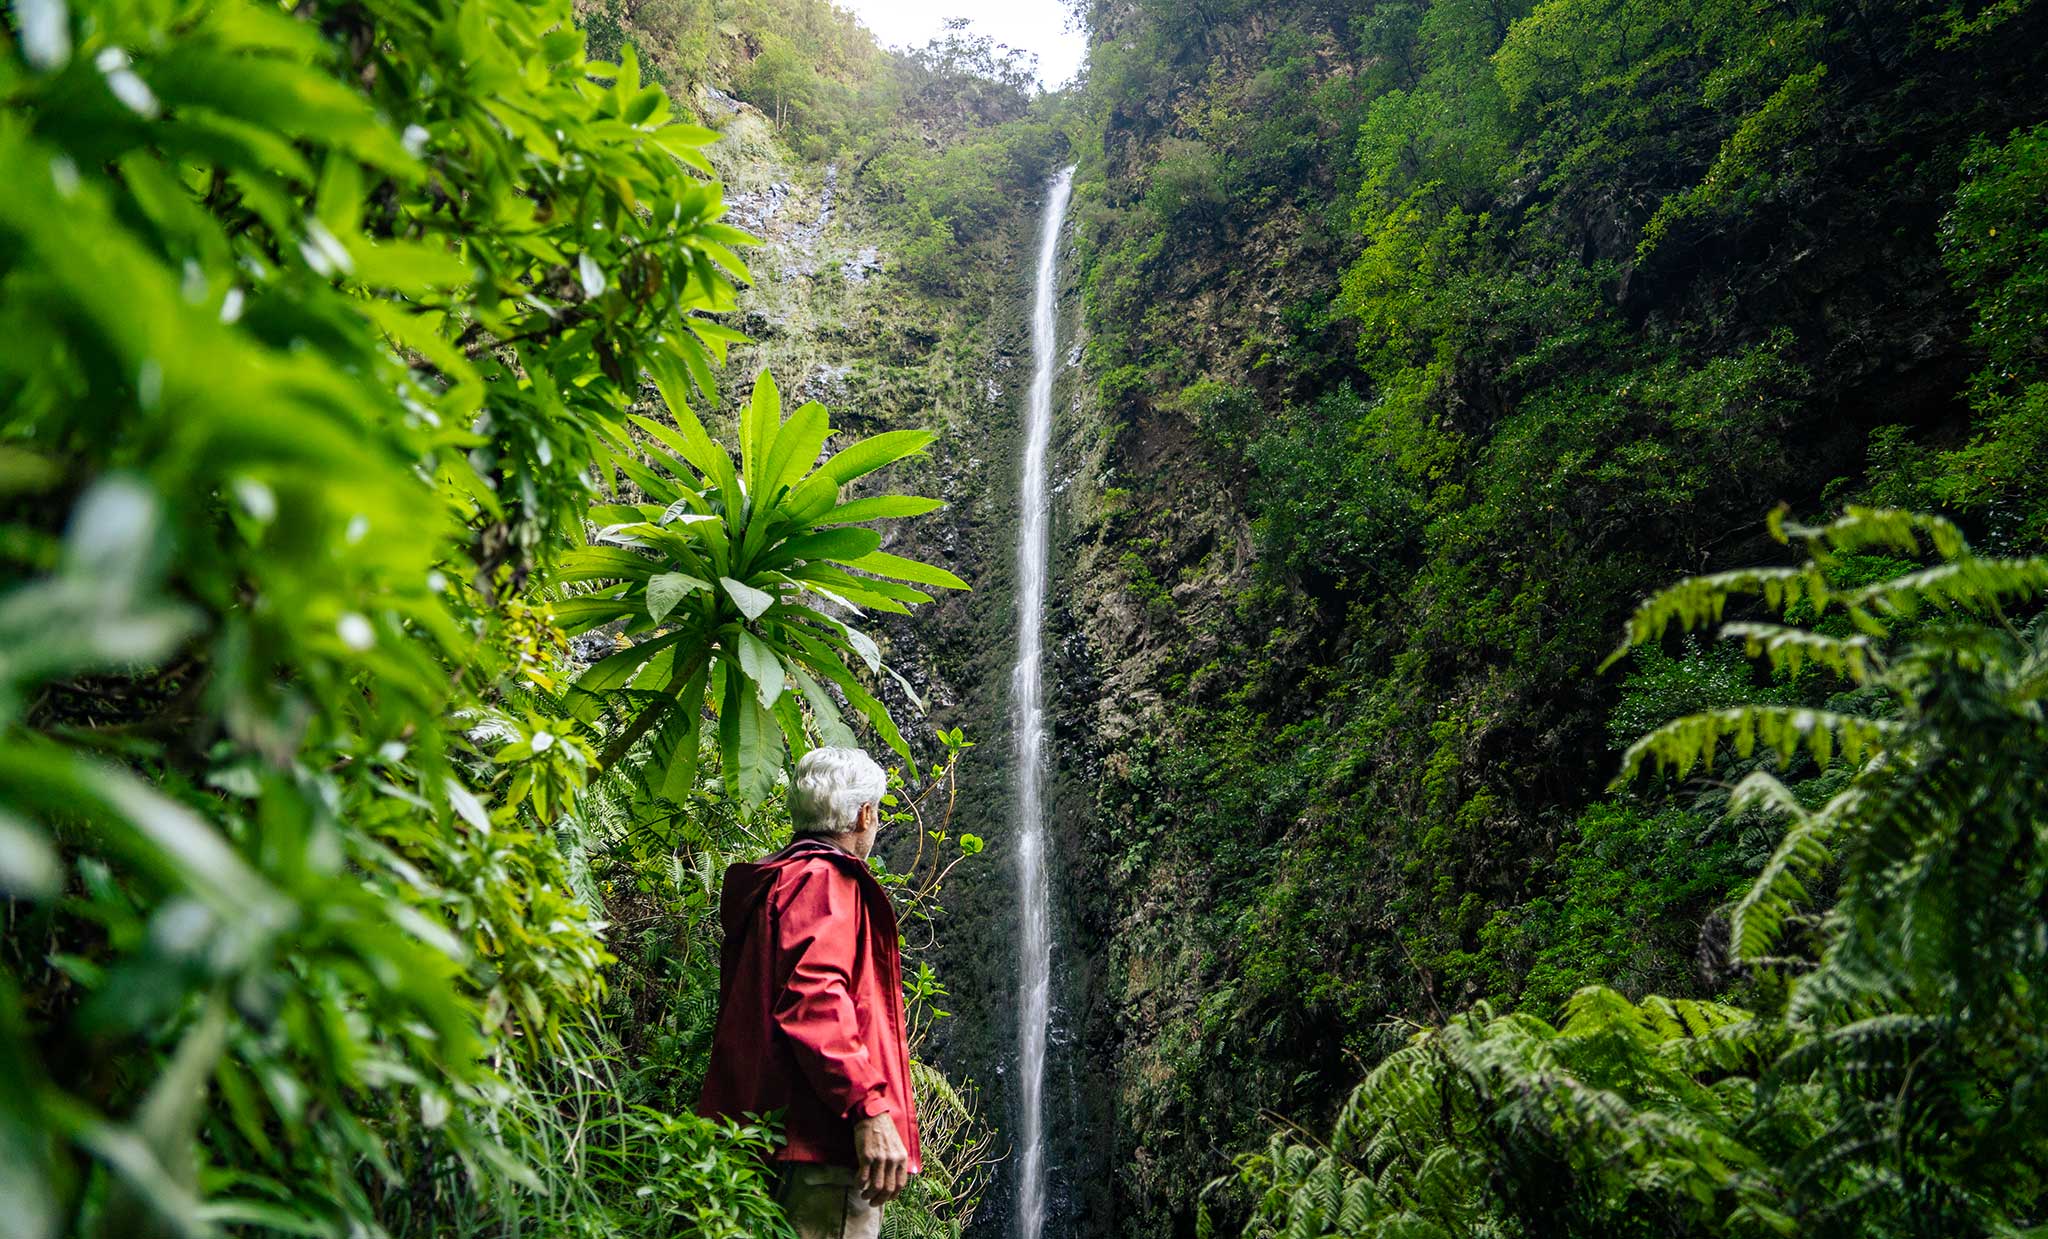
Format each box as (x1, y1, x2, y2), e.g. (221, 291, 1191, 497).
(1719, 622, 1878, 682)
(1779, 505, 1969, 560)
(1846, 557, 2048, 618)
(1602, 566, 1821, 669)
(1784, 948, 1906, 1027)
(1726, 780, 1865, 962)
(1406, 1147, 1478, 1222)
(1634, 993, 1751, 1043)
(1368, 1212, 1456, 1239)
(1615, 706, 1898, 784)
(1657, 1014, 1790, 1078)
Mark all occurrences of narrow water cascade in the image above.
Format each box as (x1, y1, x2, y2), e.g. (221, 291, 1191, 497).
(1013, 164, 1077, 1239)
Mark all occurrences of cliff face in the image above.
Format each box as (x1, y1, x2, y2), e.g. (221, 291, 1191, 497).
(1024, 1, 2048, 1235)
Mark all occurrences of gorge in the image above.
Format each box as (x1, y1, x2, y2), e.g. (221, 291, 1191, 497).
(7, 1, 2048, 1238)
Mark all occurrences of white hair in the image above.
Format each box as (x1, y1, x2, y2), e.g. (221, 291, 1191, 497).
(789, 746, 887, 836)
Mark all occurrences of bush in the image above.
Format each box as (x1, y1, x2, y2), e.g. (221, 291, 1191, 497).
(0, 0, 974, 1234)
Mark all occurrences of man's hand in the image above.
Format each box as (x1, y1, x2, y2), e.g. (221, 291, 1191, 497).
(854, 1113, 911, 1205)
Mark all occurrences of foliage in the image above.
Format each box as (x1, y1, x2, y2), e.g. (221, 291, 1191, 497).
(560, 363, 962, 804)
(1866, 122, 2048, 548)
(1246, 386, 1427, 593)
(1510, 800, 1753, 1015)
(1228, 509, 2048, 1237)
(0, 0, 982, 1235)
(878, 1062, 998, 1239)
(1060, 0, 2048, 1225)
(1231, 988, 1792, 1239)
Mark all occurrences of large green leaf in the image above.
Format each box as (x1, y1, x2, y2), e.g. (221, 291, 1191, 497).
(817, 429, 935, 486)
(842, 549, 969, 591)
(550, 594, 637, 636)
(786, 629, 908, 760)
(573, 630, 685, 692)
(770, 691, 811, 765)
(741, 368, 782, 498)
(762, 400, 831, 496)
(717, 661, 781, 806)
(758, 527, 883, 572)
(613, 456, 684, 508)
(782, 565, 916, 614)
(795, 606, 884, 674)
(647, 572, 712, 622)
(556, 546, 657, 583)
(792, 665, 858, 750)
(781, 473, 842, 527)
(816, 495, 945, 525)
(734, 628, 786, 709)
(654, 658, 709, 802)
(720, 576, 775, 620)
(628, 410, 723, 489)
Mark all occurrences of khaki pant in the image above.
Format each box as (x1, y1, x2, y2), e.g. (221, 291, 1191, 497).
(773, 1162, 882, 1239)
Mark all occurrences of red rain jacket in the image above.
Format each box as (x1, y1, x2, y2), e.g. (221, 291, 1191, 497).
(696, 837, 921, 1171)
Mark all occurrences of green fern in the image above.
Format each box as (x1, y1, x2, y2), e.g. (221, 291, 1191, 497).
(1615, 705, 1899, 783)
(1236, 509, 2048, 1238)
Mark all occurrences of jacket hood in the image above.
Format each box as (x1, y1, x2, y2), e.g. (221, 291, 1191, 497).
(717, 837, 861, 943)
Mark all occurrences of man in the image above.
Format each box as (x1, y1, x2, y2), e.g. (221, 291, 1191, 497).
(698, 746, 920, 1238)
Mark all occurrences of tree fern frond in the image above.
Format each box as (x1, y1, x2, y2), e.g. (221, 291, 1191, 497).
(1782, 959, 1901, 1032)
(1407, 1146, 1477, 1220)
(1615, 706, 1897, 784)
(1658, 1014, 1790, 1078)
(1602, 566, 1820, 670)
(1726, 780, 1866, 962)
(1845, 557, 2048, 618)
(1368, 1212, 1456, 1239)
(1719, 622, 1878, 682)
(1779, 505, 1969, 560)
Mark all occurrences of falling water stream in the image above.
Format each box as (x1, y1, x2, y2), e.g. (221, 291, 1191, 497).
(1013, 165, 1076, 1239)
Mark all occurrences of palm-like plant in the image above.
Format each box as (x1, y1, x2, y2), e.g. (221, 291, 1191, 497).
(555, 366, 964, 803)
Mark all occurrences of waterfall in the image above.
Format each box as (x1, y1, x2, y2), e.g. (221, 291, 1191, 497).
(1013, 165, 1075, 1239)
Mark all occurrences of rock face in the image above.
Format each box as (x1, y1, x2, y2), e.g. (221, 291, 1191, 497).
(992, 5, 2048, 1238)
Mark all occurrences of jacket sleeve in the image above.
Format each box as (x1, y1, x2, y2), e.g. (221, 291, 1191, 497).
(769, 861, 890, 1119)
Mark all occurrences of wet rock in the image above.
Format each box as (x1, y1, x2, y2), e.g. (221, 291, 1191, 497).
(569, 629, 620, 664)
(724, 179, 792, 235)
(802, 363, 853, 403)
(698, 83, 742, 116)
(841, 245, 883, 283)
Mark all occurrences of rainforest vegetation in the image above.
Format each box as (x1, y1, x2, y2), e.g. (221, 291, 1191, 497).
(3, 0, 2047, 1237)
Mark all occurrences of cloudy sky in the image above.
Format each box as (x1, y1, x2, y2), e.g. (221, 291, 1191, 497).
(831, 1, 1087, 89)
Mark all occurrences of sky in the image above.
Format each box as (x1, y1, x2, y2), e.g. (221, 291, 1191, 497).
(831, 1, 1087, 90)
